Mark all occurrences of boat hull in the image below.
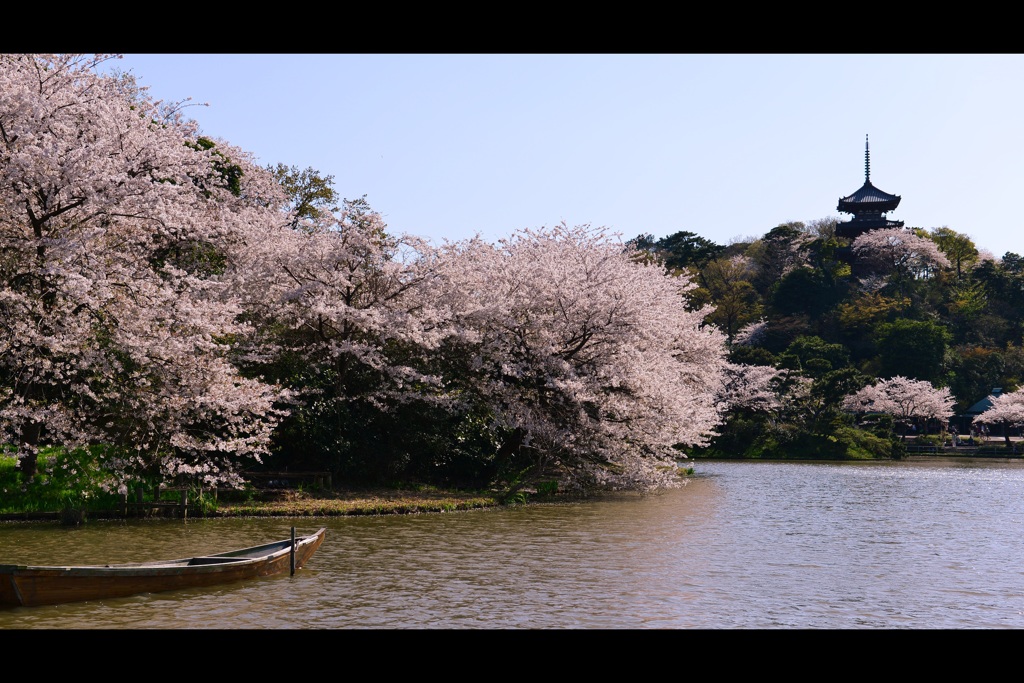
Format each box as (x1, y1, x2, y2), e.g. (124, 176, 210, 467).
(0, 527, 326, 608)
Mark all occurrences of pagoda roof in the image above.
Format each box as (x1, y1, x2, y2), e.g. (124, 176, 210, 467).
(838, 180, 901, 212)
(837, 135, 901, 214)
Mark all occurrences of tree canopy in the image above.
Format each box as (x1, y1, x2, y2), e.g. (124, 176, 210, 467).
(0, 54, 287, 490)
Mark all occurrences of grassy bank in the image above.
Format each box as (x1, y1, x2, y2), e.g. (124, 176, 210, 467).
(208, 487, 503, 517)
(2, 450, 509, 521)
(0, 486, 506, 522)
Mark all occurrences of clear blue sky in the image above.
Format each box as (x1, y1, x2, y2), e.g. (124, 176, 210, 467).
(106, 54, 1024, 257)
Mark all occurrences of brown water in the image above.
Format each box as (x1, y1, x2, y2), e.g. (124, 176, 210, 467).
(2, 457, 1023, 629)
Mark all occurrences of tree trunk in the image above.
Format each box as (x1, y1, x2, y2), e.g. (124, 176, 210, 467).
(19, 420, 42, 481)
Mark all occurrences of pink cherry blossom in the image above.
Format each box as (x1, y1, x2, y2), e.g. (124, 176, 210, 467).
(431, 223, 729, 492)
(851, 227, 951, 280)
(0, 54, 287, 488)
(971, 389, 1024, 445)
(842, 375, 955, 435)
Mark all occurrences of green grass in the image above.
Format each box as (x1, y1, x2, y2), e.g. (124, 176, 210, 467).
(0, 447, 128, 514)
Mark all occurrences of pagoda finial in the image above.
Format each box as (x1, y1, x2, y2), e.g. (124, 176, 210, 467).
(865, 134, 871, 183)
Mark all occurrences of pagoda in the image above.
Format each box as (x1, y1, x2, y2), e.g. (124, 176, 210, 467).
(836, 135, 904, 241)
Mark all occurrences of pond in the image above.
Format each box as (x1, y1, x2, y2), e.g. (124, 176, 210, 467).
(2, 457, 1023, 628)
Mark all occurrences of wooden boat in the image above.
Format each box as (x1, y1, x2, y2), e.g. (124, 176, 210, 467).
(0, 527, 326, 608)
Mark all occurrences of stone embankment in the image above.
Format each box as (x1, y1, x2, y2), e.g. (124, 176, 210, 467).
(903, 435, 1023, 457)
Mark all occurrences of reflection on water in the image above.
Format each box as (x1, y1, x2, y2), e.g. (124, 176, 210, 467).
(3, 457, 1024, 629)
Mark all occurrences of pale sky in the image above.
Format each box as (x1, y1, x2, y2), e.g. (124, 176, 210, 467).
(106, 54, 1024, 258)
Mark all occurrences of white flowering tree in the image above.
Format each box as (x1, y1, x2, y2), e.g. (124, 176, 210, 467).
(714, 362, 808, 439)
(433, 224, 729, 493)
(235, 196, 446, 384)
(841, 376, 955, 438)
(852, 227, 951, 290)
(717, 363, 788, 415)
(0, 54, 288, 490)
(971, 389, 1024, 446)
(711, 361, 864, 458)
(228, 193, 455, 479)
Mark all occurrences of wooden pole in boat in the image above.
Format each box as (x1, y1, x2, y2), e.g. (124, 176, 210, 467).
(290, 527, 296, 575)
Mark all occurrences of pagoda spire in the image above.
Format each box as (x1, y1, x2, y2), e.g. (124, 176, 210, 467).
(864, 134, 870, 183)
(836, 135, 902, 242)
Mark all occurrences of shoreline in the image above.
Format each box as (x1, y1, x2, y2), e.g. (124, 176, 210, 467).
(208, 487, 504, 518)
(0, 487, 507, 523)
(6, 445, 1023, 523)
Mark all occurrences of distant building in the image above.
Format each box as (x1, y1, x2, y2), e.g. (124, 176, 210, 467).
(965, 388, 1002, 420)
(836, 135, 904, 242)
(959, 388, 1010, 437)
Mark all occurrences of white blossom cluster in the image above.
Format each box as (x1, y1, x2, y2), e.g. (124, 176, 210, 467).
(0, 54, 288, 489)
(852, 227, 951, 279)
(841, 375, 955, 425)
(972, 389, 1024, 431)
(430, 224, 730, 491)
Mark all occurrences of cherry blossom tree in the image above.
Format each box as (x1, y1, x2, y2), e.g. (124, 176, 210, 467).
(717, 362, 788, 414)
(431, 223, 729, 493)
(852, 227, 951, 287)
(701, 355, 838, 458)
(228, 192, 454, 479)
(712, 360, 871, 457)
(731, 318, 769, 348)
(975, 249, 997, 265)
(971, 389, 1024, 446)
(234, 195, 446, 380)
(0, 54, 287, 489)
(842, 375, 955, 438)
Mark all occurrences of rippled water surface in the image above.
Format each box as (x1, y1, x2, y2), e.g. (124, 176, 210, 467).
(3, 457, 1024, 628)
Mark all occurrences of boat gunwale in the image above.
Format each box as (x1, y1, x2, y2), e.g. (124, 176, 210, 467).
(0, 527, 326, 577)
